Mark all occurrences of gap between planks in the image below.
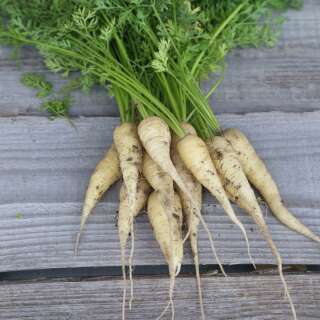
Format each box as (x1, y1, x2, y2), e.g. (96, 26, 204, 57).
(0, 274, 319, 320)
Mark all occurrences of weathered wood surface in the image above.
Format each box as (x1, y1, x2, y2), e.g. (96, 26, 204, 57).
(1, 113, 319, 206)
(1, 274, 319, 319)
(0, 0, 319, 117)
(1, 202, 320, 272)
(1, 112, 319, 272)
(209, 0, 320, 114)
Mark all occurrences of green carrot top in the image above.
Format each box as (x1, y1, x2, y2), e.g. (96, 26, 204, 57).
(0, 0, 302, 138)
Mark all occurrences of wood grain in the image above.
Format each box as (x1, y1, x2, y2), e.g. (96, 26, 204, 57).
(0, 113, 319, 272)
(1, 113, 319, 206)
(0, 0, 319, 117)
(0, 47, 118, 117)
(0, 274, 319, 319)
(208, 0, 320, 114)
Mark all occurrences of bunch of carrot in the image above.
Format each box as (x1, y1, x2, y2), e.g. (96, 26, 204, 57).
(1, 1, 317, 319)
(80, 117, 320, 320)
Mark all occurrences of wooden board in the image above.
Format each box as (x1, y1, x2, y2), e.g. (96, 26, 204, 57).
(1, 202, 319, 272)
(0, 0, 319, 117)
(1, 112, 319, 206)
(209, 0, 320, 114)
(1, 274, 319, 319)
(1, 112, 320, 272)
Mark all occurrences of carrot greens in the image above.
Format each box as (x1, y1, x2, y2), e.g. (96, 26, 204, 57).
(20, 72, 53, 98)
(0, 0, 301, 135)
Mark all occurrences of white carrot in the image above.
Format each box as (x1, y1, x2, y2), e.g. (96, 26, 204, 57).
(114, 123, 142, 211)
(148, 191, 183, 320)
(118, 178, 151, 251)
(177, 132, 254, 267)
(75, 144, 121, 254)
(171, 123, 204, 320)
(138, 117, 193, 200)
(224, 128, 320, 243)
(171, 147, 205, 319)
(142, 152, 176, 276)
(118, 177, 151, 319)
(114, 122, 142, 317)
(139, 117, 226, 277)
(142, 153, 175, 237)
(209, 135, 296, 320)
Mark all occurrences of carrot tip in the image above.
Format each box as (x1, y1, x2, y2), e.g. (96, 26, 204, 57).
(74, 231, 81, 256)
(156, 301, 171, 320)
(182, 231, 190, 244)
(175, 264, 181, 276)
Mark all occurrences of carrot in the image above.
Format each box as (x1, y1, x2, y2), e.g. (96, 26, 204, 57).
(114, 123, 142, 211)
(147, 191, 183, 320)
(138, 117, 195, 201)
(139, 117, 225, 276)
(170, 123, 208, 320)
(118, 177, 151, 319)
(224, 128, 320, 243)
(75, 144, 121, 254)
(142, 153, 190, 319)
(142, 152, 176, 274)
(142, 153, 175, 234)
(177, 133, 255, 267)
(114, 122, 143, 317)
(171, 149, 204, 319)
(118, 177, 151, 251)
(209, 135, 296, 319)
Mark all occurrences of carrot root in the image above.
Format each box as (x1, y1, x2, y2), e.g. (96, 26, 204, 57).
(148, 191, 184, 320)
(224, 128, 320, 244)
(177, 133, 251, 273)
(210, 135, 296, 319)
(76, 144, 121, 255)
(207, 137, 256, 269)
(118, 178, 151, 315)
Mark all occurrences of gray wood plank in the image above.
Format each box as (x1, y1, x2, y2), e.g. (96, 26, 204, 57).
(1, 112, 319, 206)
(0, 113, 319, 271)
(0, 47, 118, 117)
(0, 0, 319, 117)
(0, 274, 319, 319)
(1, 202, 319, 271)
(208, 0, 320, 114)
